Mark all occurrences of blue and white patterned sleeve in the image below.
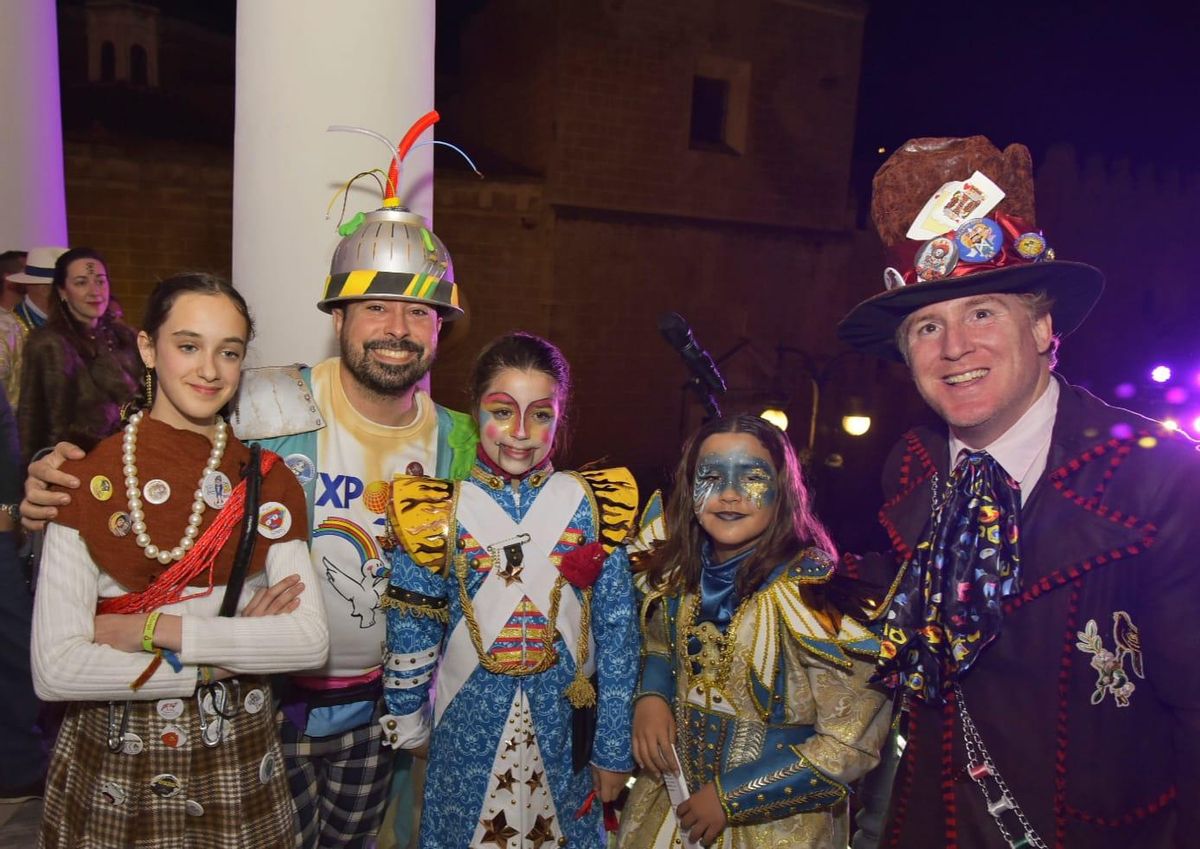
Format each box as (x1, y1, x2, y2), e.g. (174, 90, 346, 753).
(590, 544, 639, 773)
(379, 545, 449, 750)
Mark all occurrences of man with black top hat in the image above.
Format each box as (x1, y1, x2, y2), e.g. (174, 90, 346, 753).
(838, 136, 1200, 849)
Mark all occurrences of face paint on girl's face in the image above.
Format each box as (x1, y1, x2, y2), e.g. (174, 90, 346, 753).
(692, 432, 779, 563)
(477, 367, 561, 477)
(692, 451, 777, 512)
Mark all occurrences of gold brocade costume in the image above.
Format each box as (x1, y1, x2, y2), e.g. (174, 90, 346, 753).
(618, 551, 892, 849)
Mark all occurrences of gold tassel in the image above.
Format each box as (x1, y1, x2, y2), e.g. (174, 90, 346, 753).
(564, 588, 596, 708)
(379, 594, 450, 622)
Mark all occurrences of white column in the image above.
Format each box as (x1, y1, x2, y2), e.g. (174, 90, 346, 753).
(233, 0, 436, 367)
(0, 0, 69, 247)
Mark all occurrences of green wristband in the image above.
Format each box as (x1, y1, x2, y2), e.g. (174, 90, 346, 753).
(142, 611, 162, 653)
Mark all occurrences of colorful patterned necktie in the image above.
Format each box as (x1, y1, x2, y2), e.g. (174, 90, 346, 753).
(878, 450, 1022, 704)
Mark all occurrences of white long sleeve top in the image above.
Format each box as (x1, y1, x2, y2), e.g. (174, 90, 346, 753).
(32, 524, 329, 702)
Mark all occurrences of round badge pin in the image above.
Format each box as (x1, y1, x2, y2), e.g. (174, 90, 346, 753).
(405, 461, 425, 477)
(143, 479, 171, 505)
(150, 773, 182, 799)
(200, 688, 228, 717)
(108, 511, 132, 538)
(915, 236, 959, 281)
(1015, 231, 1047, 260)
(121, 732, 144, 756)
(883, 267, 907, 291)
(90, 475, 114, 502)
(99, 781, 126, 806)
(156, 698, 185, 720)
(201, 470, 232, 510)
(160, 724, 188, 749)
(257, 502, 292, 540)
(259, 752, 277, 784)
(185, 799, 205, 817)
(284, 453, 316, 487)
(244, 688, 267, 715)
(954, 217, 1004, 263)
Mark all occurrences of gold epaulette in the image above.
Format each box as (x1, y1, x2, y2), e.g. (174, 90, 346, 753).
(387, 475, 458, 573)
(571, 467, 638, 555)
(751, 549, 880, 684)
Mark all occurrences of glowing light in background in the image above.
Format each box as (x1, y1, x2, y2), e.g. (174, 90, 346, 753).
(1150, 365, 1172, 383)
(842, 415, 872, 436)
(760, 407, 789, 432)
(1192, 415, 1200, 433)
(1165, 387, 1188, 405)
(1137, 435, 1158, 448)
(1113, 382, 1136, 399)
(1110, 422, 1134, 440)
(1163, 418, 1179, 432)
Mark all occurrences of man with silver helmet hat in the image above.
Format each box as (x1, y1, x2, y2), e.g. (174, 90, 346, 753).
(21, 194, 476, 848)
(839, 136, 1200, 849)
(247, 195, 476, 849)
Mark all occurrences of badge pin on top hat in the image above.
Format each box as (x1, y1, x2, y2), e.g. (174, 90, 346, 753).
(837, 136, 1104, 360)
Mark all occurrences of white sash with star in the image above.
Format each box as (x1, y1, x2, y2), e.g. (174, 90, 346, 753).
(434, 473, 595, 724)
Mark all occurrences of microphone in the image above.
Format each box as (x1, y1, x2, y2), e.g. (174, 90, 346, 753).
(658, 312, 727, 395)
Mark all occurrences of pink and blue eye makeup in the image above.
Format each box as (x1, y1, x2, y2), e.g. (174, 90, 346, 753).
(692, 450, 778, 513)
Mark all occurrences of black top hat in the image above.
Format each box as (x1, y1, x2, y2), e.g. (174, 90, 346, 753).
(836, 136, 1103, 361)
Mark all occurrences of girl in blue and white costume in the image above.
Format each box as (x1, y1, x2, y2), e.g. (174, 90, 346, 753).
(379, 332, 638, 848)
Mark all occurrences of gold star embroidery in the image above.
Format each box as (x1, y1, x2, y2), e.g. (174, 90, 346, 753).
(526, 813, 556, 848)
(479, 810, 518, 847)
(504, 735, 521, 752)
(525, 769, 544, 792)
(494, 768, 517, 793)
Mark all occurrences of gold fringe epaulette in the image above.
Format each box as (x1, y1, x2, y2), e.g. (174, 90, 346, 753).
(751, 549, 880, 683)
(379, 595, 451, 622)
(571, 467, 638, 555)
(387, 476, 458, 573)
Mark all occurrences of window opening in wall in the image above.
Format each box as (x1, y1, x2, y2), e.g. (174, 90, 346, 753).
(690, 56, 750, 155)
(100, 41, 116, 82)
(690, 75, 731, 151)
(130, 44, 148, 85)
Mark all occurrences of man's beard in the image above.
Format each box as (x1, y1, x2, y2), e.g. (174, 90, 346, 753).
(341, 336, 434, 396)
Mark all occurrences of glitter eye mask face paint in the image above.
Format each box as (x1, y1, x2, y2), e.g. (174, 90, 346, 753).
(692, 450, 778, 513)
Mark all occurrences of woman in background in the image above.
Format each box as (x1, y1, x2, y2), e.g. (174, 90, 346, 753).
(18, 247, 140, 466)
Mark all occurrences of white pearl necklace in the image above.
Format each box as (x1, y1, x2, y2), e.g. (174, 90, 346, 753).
(122, 410, 228, 565)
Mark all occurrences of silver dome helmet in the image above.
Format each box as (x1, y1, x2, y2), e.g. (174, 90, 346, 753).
(318, 198, 461, 317)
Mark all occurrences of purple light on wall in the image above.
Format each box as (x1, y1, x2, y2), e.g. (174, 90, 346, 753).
(1113, 382, 1136, 399)
(1150, 365, 1172, 383)
(0, 0, 69, 246)
(1110, 422, 1134, 440)
(1165, 386, 1188, 405)
(1192, 414, 1200, 433)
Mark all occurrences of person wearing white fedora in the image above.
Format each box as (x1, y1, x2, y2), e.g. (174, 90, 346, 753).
(2, 247, 66, 409)
(8, 246, 66, 336)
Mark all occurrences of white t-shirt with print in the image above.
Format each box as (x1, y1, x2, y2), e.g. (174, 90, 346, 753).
(307, 357, 439, 677)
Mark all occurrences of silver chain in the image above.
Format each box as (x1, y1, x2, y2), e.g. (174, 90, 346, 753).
(955, 684, 1047, 849)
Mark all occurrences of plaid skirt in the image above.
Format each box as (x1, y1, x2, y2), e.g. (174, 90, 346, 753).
(39, 678, 297, 849)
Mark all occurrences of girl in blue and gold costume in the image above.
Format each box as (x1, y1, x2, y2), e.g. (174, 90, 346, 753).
(379, 332, 638, 848)
(619, 415, 890, 849)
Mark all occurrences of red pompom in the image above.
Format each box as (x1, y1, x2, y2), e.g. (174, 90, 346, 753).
(558, 542, 606, 589)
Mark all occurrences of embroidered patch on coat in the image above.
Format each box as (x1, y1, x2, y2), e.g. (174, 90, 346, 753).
(1075, 611, 1144, 707)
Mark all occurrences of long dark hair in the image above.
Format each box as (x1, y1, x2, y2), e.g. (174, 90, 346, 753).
(47, 247, 126, 358)
(644, 414, 836, 599)
(469, 332, 572, 456)
(137, 272, 255, 409)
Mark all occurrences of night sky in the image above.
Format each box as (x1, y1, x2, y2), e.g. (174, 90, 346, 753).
(853, 2, 1200, 174)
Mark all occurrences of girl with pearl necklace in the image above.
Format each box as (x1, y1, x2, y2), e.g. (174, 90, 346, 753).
(30, 273, 329, 849)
